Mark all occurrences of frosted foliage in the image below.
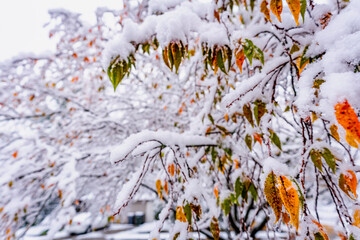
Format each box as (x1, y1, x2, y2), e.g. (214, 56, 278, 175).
(1, 0, 360, 239)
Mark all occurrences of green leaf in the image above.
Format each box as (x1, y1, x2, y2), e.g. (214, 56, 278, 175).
(184, 203, 192, 225)
(313, 79, 325, 89)
(310, 149, 323, 172)
(254, 46, 264, 65)
(249, 183, 257, 201)
(245, 134, 252, 151)
(210, 217, 220, 240)
(243, 40, 254, 65)
(321, 148, 336, 173)
(235, 177, 243, 199)
(300, 0, 306, 23)
(173, 232, 180, 240)
(216, 125, 229, 135)
(208, 114, 215, 125)
(349, 233, 356, 240)
(225, 45, 232, 72)
(172, 43, 182, 74)
(314, 232, 325, 240)
(254, 99, 267, 126)
(221, 198, 231, 216)
(270, 131, 282, 151)
(290, 44, 300, 54)
(211, 147, 217, 163)
(243, 104, 254, 127)
(216, 49, 226, 74)
(107, 57, 126, 91)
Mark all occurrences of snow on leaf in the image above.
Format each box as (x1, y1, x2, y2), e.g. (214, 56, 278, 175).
(270, 0, 283, 22)
(264, 171, 283, 223)
(312, 220, 329, 240)
(278, 176, 299, 230)
(286, 0, 301, 25)
(339, 170, 357, 200)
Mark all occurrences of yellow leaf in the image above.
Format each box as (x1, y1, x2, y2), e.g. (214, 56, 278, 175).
(346, 133, 358, 148)
(176, 206, 187, 222)
(270, 0, 283, 22)
(264, 171, 283, 223)
(286, 0, 300, 25)
(224, 113, 229, 122)
(261, 0, 272, 22)
(330, 124, 340, 141)
(353, 208, 360, 228)
(278, 176, 299, 230)
(156, 179, 162, 196)
(235, 48, 245, 73)
(296, 57, 309, 75)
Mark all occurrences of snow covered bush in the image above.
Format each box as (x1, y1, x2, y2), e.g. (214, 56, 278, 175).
(1, 0, 360, 239)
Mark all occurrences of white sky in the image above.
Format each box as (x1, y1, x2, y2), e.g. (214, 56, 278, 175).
(0, 0, 122, 61)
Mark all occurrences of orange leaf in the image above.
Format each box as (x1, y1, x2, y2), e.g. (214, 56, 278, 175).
(270, 0, 283, 22)
(12, 151, 17, 158)
(264, 171, 283, 223)
(312, 220, 329, 240)
(168, 164, 175, 176)
(155, 179, 162, 196)
(278, 176, 299, 230)
(235, 48, 245, 73)
(260, 0, 272, 22)
(164, 181, 168, 195)
(58, 189, 63, 199)
(176, 206, 187, 222)
(282, 212, 290, 225)
(234, 159, 240, 169)
(296, 57, 309, 75)
(224, 113, 229, 122)
(214, 185, 219, 199)
(339, 170, 357, 199)
(286, 0, 300, 25)
(335, 99, 360, 147)
(253, 133, 262, 145)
